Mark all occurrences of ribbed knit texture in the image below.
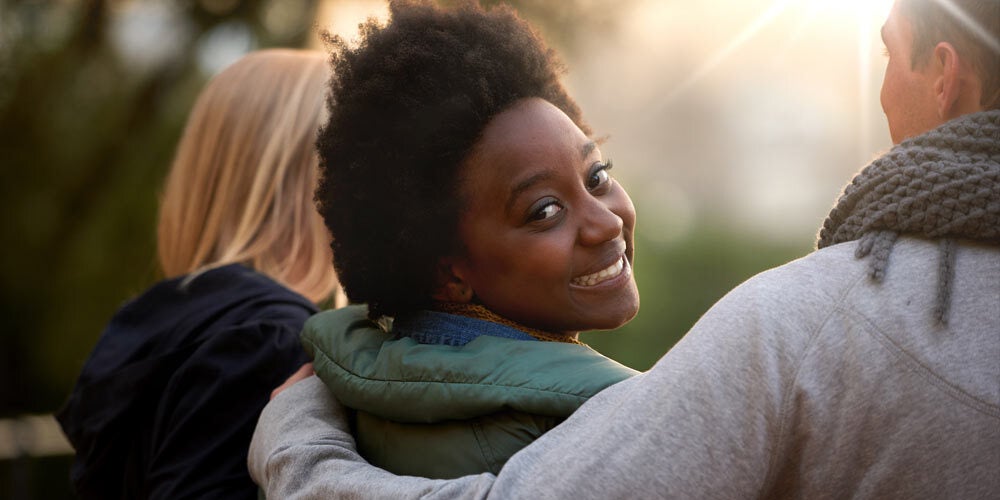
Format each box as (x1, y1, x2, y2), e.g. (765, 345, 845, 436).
(817, 110, 1000, 322)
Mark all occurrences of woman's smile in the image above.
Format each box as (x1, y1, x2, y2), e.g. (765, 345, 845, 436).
(448, 97, 640, 335)
(571, 255, 629, 287)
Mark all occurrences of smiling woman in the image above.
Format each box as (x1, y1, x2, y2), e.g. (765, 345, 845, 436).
(451, 98, 639, 335)
(258, 0, 641, 481)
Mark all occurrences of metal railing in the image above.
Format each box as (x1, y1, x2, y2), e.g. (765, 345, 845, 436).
(0, 414, 73, 460)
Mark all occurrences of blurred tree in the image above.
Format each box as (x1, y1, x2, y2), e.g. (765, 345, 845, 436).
(0, 0, 813, 414)
(0, 0, 320, 416)
(0, 0, 817, 496)
(0, 0, 637, 418)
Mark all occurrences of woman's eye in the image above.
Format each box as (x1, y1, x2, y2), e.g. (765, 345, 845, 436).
(587, 169, 609, 190)
(587, 159, 613, 191)
(530, 201, 563, 221)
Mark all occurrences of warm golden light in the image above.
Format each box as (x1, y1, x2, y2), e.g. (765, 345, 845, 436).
(310, 0, 388, 47)
(812, 0, 894, 18)
(566, 0, 901, 239)
(305, 0, 904, 241)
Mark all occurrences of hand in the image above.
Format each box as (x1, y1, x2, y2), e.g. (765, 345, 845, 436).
(271, 362, 314, 400)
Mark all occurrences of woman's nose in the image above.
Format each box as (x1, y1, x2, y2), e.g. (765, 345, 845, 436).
(578, 198, 623, 246)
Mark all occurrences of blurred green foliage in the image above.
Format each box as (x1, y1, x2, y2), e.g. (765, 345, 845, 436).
(0, 0, 321, 416)
(0, 0, 818, 454)
(583, 219, 809, 370)
(0, 0, 814, 416)
(0, 0, 816, 496)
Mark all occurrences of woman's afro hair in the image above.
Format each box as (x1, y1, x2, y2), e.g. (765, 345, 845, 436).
(316, 0, 587, 319)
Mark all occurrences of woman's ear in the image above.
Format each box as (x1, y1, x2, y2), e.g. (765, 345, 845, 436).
(431, 257, 474, 303)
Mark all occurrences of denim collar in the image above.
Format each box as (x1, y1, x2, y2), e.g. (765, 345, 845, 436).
(392, 310, 536, 346)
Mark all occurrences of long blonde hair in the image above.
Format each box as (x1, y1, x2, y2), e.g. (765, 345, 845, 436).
(157, 49, 338, 304)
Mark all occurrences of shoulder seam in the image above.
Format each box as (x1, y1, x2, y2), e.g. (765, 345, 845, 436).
(845, 307, 1000, 418)
(759, 269, 870, 496)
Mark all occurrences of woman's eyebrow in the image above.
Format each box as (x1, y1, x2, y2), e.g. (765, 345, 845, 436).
(502, 142, 599, 215)
(506, 170, 555, 214)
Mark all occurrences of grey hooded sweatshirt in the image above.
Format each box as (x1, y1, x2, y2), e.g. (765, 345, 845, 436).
(250, 110, 1000, 500)
(250, 237, 1000, 499)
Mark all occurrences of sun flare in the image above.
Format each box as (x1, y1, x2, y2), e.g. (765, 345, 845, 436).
(815, 0, 895, 18)
(654, 0, 896, 123)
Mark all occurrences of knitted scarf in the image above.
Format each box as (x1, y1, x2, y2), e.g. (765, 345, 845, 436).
(435, 302, 584, 345)
(817, 109, 1000, 323)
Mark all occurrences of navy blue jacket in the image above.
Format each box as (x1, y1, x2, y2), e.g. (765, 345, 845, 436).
(56, 264, 315, 499)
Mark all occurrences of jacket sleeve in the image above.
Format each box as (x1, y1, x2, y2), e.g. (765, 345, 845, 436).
(146, 321, 310, 500)
(249, 376, 497, 499)
(249, 270, 815, 498)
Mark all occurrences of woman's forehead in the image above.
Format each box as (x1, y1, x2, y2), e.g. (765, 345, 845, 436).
(457, 99, 598, 213)
(470, 99, 593, 166)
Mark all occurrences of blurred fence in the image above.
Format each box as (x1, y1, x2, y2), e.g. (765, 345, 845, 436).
(0, 415, 72, 460)
(1, 415, 74, 499)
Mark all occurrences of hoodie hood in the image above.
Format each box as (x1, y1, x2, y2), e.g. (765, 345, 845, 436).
(56, 264, 316, 498)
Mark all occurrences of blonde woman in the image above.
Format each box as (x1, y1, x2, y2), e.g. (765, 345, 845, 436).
(56, 49, 338, 500)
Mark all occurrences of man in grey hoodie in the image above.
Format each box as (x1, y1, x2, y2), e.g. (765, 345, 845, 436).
(249, 0, 999, 497)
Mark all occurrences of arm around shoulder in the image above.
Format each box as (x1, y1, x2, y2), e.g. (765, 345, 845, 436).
(249, 376, 495, 500)
(250, 266, 823, 498)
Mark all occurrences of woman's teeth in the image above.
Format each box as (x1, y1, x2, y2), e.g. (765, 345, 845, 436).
(571, 257, 625, 286)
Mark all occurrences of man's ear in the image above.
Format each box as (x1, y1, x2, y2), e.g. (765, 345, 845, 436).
(932, 42, 961, 118)
(932, 41, 981, 119)
(431, 257, 474, 303)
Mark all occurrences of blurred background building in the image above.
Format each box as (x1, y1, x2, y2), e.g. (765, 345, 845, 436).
(0, 0, 893, 496)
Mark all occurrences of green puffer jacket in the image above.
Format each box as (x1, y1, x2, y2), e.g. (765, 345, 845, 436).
(302, 305, 638, 479)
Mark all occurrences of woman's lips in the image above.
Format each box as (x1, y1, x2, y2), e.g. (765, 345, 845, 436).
(571, 256, 627, 287)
